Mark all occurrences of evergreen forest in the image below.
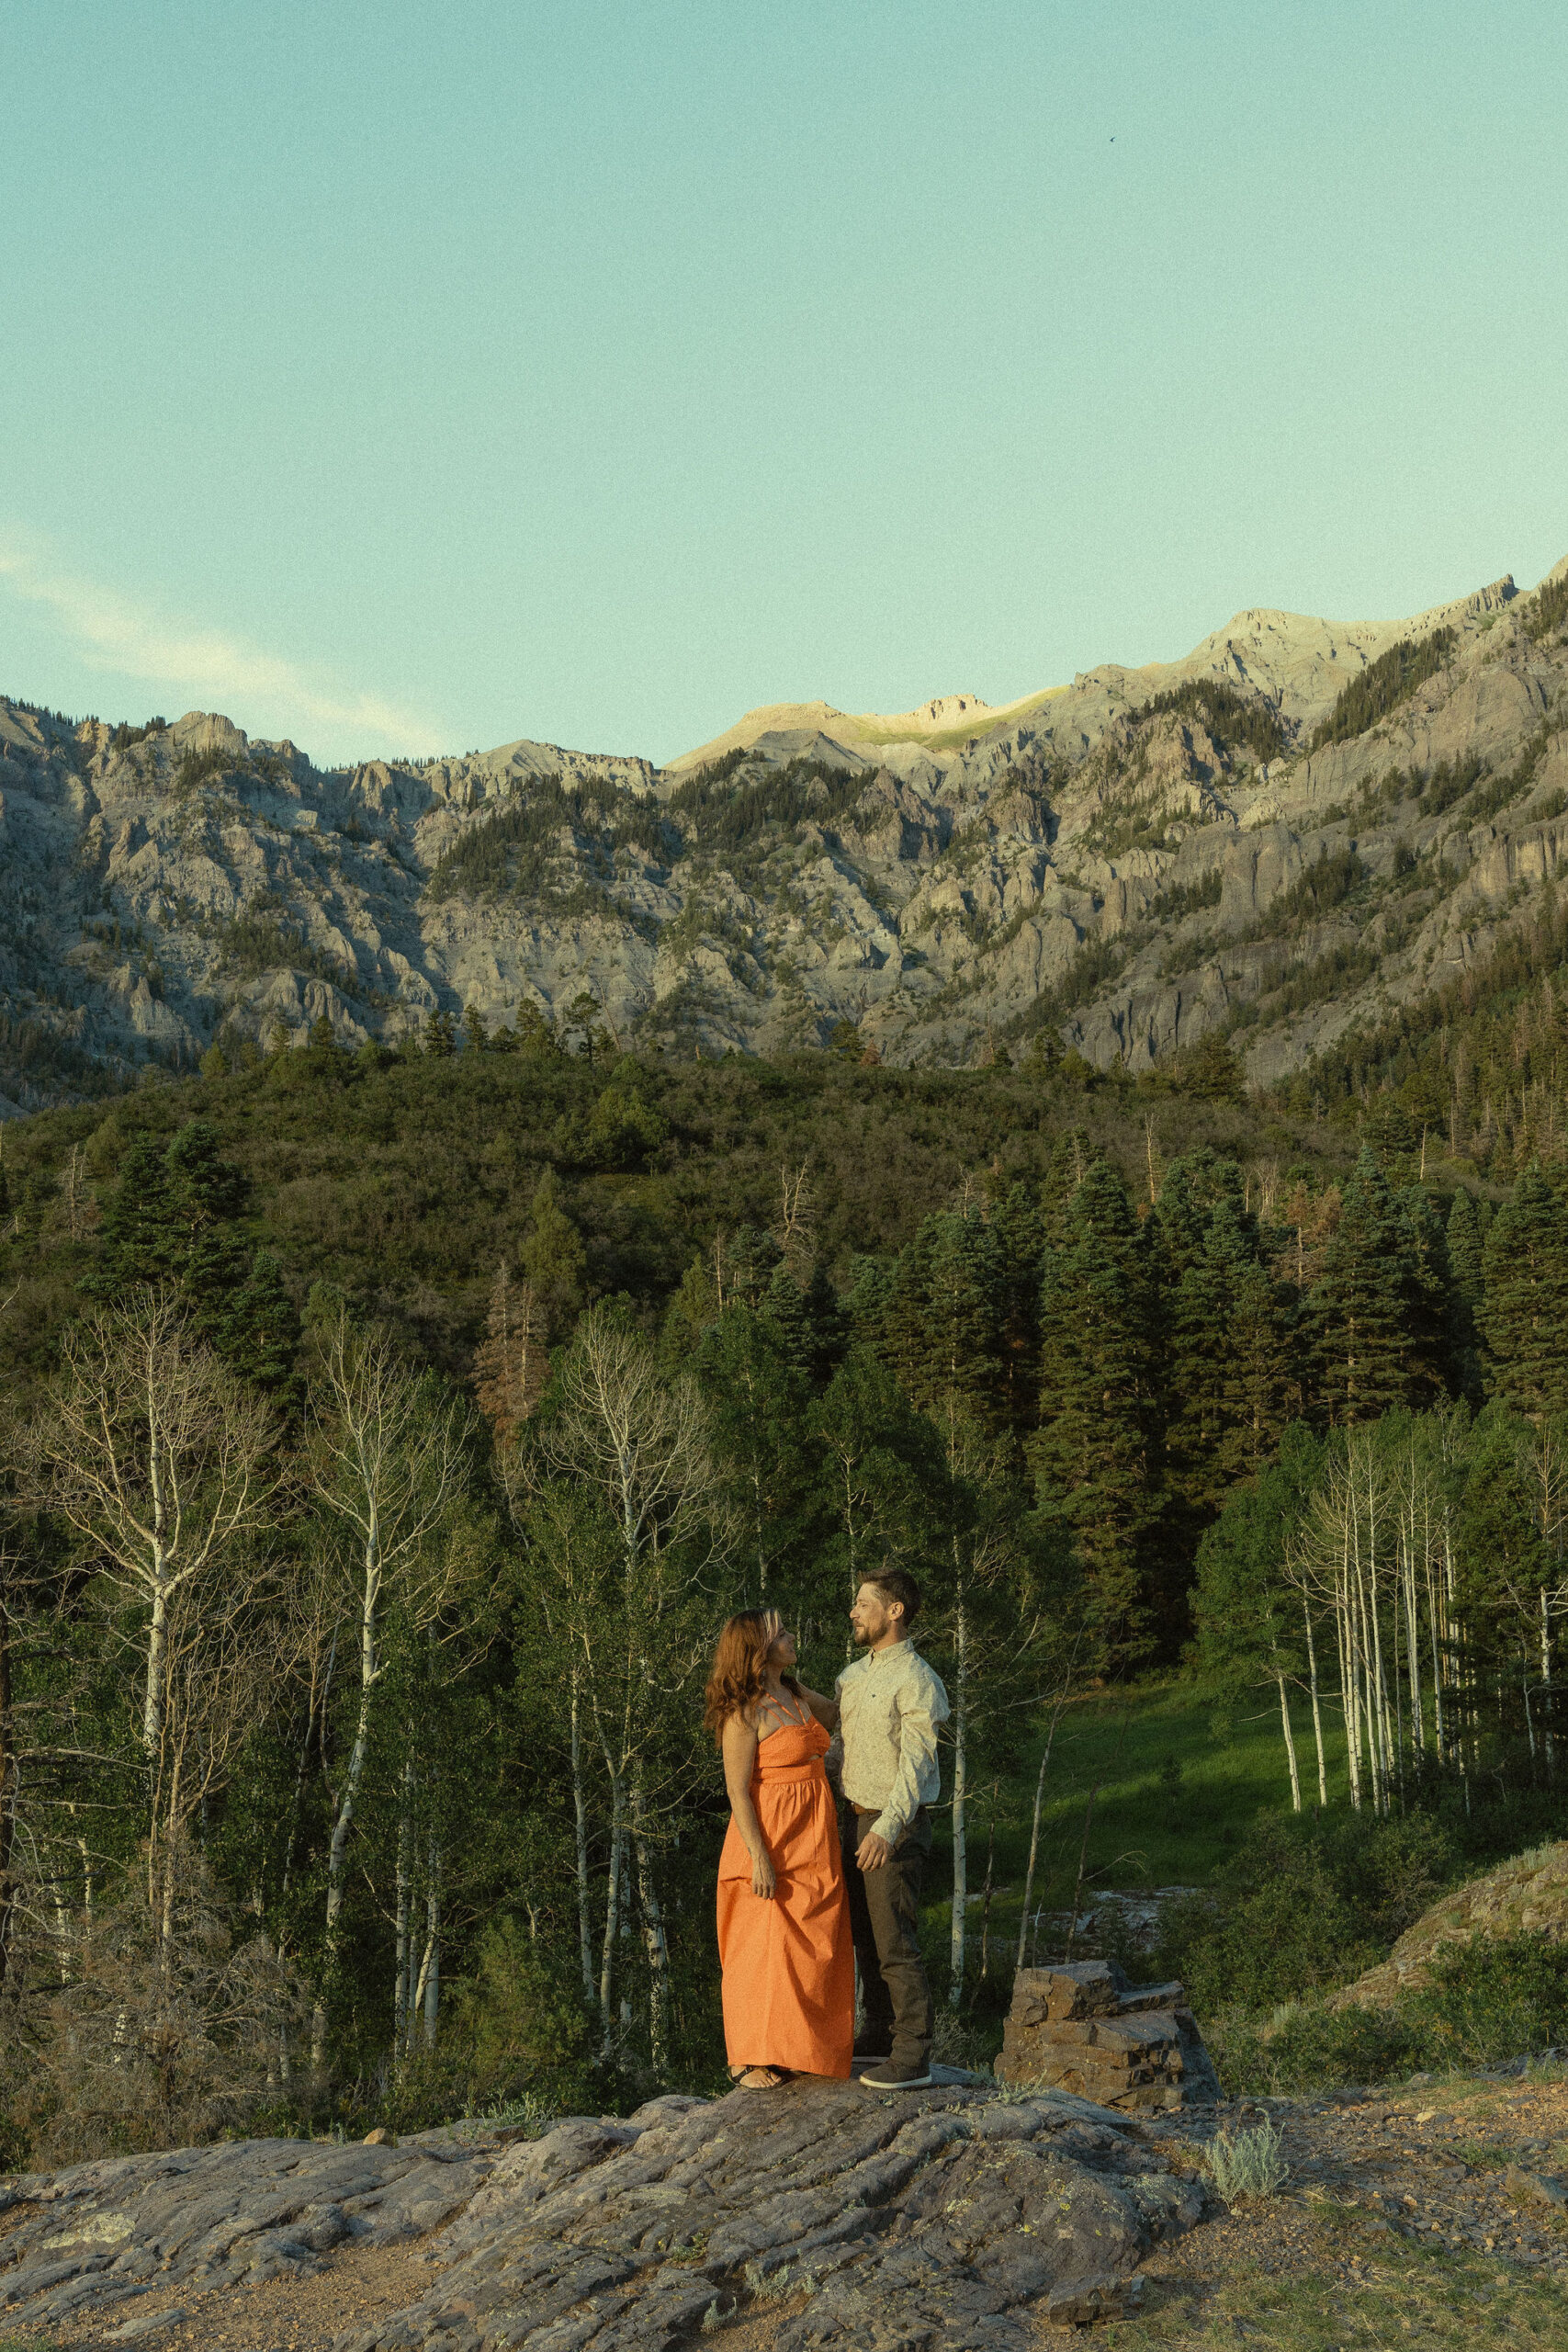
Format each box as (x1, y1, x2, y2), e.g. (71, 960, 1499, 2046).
(3, 1004, 1568, 2162)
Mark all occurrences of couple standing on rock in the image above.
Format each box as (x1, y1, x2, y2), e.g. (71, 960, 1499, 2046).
(704, 1569, 950, 2093)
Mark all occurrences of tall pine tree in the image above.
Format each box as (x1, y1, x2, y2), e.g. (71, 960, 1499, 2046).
(1031, 1158, 1158, 1657)
(1447, 1188, 1485, 1399)
(700, 1305, 823, 1616)
(1309, 1148, 1425, 1423)
(1481, 1163, 1568, 1420)
(217, 1247, 302, 1406)
(1164, 1193, 1292, 1527)
(879, 1211, 1007, 1433)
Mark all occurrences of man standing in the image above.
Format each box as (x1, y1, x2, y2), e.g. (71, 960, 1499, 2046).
(835, 1567, 949, 2090)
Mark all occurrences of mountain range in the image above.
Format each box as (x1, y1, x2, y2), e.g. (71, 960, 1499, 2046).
(2, 551, 1565, 1112)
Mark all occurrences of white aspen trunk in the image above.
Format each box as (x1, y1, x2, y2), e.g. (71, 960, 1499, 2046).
(142, 1357, 171, 1754)
(1365, 1497, 1393, 1811)
(570, 1669, 594, 2007)
(1342, 1563, 1364, 1814)
(1404, 1537, 1424, 1754)
(599, 1773, 626, 2053)
(422, 1829, 441, 2047)
(143, 1570, 168, 1756)
(393, 1758, 412, 2052)
(1354, 1551, 1382, 1814)
(948, 1595, 968, 2010)
(159, 1824, 178, 1981)
(314, 1527, 380, 2067)
(631, 1784, 670, 2076)
(1016, 1705, 1065, 1972)
(1541, 1587, 1556, 1772)
(323, 1680, 373, 1947)
(1276, 1667, 1303, 1811)
(51, 1881, 70, 1983)
(1389, 1542, 1405, 1786)
(1523, 1657, 1538, 1759)
(156, 1737, 186, 1978)
(1303, 1600, 1328, 1807)
(411, 1923, 432, 2036)
(1443, 1536, 1472, 1796)
(1426, 1551, 1446, 1763)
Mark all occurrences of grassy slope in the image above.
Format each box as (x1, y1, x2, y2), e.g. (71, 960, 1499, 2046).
(1105, 2231, 1568, 2352)
(1024, 1677, 1343, 1900)
(912, 1676, 1342, 1996)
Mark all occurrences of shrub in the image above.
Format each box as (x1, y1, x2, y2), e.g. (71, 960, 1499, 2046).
(1407, 1933, 1568, 2069)
(443, 1918, 594, 2114)
(1211, 1998, 1422, 2097)
(1207, 2117, 1289, 2201)
(583, 1079, 668, 1170)
(1206, 1931, 1568, 2097)
(1153, 1809, 1454, 2018)
(1, 1849, 310, 2169)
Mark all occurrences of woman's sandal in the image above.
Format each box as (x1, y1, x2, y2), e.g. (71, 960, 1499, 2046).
(731, 2065, 788, 2090)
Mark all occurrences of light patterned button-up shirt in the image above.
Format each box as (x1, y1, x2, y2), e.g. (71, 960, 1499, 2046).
(834, 1640, 950, 1847)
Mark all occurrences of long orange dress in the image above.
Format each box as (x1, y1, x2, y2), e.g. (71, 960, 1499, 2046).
(716, 1714, 853, 2078)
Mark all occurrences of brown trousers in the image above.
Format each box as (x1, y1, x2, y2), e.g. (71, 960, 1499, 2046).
(842, 1805, 933, 2067)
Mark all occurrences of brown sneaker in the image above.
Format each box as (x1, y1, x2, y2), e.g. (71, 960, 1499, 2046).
(859, 2059, 933, 2089)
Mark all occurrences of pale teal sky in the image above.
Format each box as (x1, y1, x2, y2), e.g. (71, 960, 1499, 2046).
(3, 2, 1565, 767)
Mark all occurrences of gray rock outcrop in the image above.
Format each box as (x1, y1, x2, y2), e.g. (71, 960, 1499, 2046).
(1327, 1838, 1568, 2014)
(0, 2077, 1210, 2350)
(2, 552, 1565, 1105)
(0, 2128, 495, 2336)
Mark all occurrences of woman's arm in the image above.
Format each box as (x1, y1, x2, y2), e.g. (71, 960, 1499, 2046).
(721, 1713, 775, 1898)
(795, 1682, 840, 1732)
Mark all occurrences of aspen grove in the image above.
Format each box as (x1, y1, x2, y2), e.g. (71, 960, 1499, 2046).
(3, 1035, 1568, 2157)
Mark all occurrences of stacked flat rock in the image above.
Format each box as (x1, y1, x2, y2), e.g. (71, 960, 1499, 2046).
(996, 1960, 1221, 2112)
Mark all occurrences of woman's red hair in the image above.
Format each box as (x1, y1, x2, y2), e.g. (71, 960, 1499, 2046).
(703, 1609, 797, 1744)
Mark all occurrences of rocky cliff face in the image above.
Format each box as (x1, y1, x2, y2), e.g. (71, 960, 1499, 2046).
(2, 557, 1564, 1109)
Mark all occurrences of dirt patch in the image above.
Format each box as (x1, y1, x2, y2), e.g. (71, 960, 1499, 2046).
(53, 2237, 441, 2350)
(1054, 2069, 1568, 2347)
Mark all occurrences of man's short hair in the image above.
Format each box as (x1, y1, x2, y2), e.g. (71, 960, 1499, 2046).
(863, 1566, 921, 1629)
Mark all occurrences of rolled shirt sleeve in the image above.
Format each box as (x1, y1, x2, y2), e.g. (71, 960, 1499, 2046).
(871, 1665, 949, 1847)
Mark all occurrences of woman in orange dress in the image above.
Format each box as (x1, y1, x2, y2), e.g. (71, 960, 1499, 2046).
(706, 1609, 853, 2090)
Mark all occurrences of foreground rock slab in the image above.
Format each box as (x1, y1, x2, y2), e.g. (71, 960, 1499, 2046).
(0, 2079, 1211, 2350)
(0, 2131, 500, 2339)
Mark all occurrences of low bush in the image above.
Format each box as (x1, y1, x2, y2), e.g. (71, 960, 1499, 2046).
(1408, 1933, 1568, 2069)
(1206, 1933, 1568, 2097)
(1207, 2116, 1289, 2200)
(1209, 1996, 1422, 2097)
(1151, 1808, 1454, 2016)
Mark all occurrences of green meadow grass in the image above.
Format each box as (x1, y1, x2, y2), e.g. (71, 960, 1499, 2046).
(1095, 2224, 1568, 2352)
(926, 1675, 1351, 1972)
